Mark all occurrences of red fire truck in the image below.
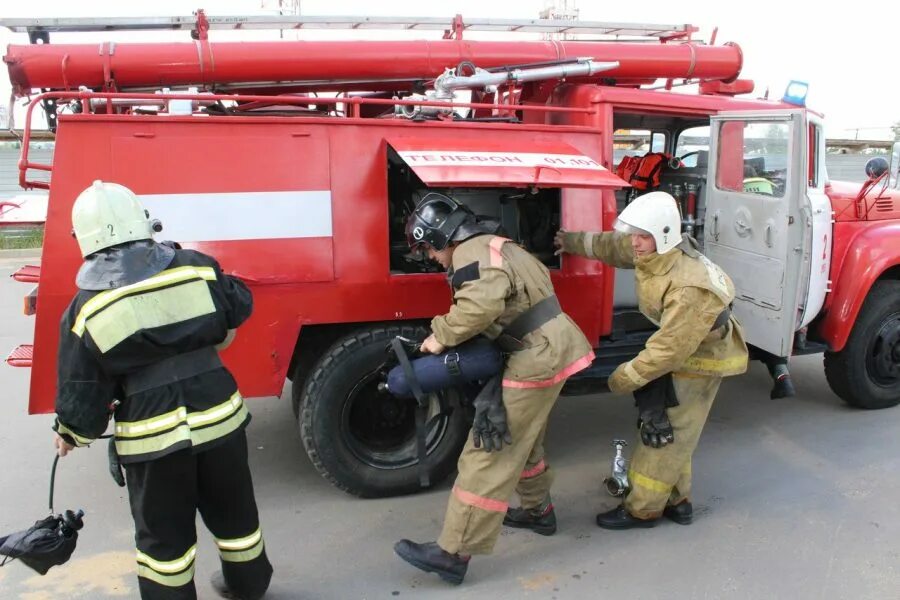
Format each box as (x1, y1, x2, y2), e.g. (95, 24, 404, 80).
(4, 13, 899, 497)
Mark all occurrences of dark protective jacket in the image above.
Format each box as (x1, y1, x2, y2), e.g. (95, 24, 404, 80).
(53, 245, 253, 463)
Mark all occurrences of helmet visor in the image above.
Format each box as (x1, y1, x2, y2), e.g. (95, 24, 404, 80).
(613, 218, 651, 236)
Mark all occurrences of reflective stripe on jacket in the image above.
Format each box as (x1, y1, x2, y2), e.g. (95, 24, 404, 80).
(53, 246, 253, 462)
(561, 231, 748, 391)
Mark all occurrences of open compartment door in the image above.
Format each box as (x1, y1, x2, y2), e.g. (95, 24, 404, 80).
(386, 136, 627, 189)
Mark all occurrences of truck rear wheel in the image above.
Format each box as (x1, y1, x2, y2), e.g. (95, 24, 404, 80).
(824, 280, 900, 409)
(297, 324, 470, 497)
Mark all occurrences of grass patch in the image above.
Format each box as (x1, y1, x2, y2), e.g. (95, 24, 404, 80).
(0, 227, 44, 250)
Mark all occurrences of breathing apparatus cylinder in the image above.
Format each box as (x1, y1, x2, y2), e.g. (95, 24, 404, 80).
(384, 336, 503, 398)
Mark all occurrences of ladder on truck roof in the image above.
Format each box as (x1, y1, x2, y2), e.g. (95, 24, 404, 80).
(0, 14, 698, 42)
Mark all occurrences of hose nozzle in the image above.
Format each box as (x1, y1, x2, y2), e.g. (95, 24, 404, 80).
(602, 439, 630, 497)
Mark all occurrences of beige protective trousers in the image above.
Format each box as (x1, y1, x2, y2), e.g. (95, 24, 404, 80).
(624, 375, 722, 519)
(437, 381, 564, 555)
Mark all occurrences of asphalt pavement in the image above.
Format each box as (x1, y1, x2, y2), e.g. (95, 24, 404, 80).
(1, 253, 898, 599)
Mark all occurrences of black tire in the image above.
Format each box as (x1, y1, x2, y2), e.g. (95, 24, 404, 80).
(824, 280, 900, 409)
(298, 324, 470, 497)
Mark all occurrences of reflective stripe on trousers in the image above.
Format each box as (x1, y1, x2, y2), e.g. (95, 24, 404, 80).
(115, 392, 247, 459)
(438, 381, 564, 555)
(624, 375, 720, 519)
(215, 528, 266, 563)
(126, 430, 273, 600)
(136, 545, 197, 588)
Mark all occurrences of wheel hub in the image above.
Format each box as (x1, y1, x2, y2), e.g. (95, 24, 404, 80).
(867, 315, 900, 383)
(340, 369, 449, 470)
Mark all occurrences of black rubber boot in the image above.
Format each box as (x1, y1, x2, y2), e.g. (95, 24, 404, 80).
(210, 567, 271, 600)
(767, 360, 796, 399)
(393, 540, 469, 585)
(503, 501, 557, 535)
(595, 505, 659, 530)
(210, 571, 258, 600)
(770, 373, 796, 399)
(663, 501, 693, 525)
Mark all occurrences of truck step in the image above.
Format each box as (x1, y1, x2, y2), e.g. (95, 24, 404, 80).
(11, 265, 40, 283)
(6, 344, 33, 367)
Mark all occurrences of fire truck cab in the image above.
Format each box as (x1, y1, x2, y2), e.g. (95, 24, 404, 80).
(4, 14, 899, 497)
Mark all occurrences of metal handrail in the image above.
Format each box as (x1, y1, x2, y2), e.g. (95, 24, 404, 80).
(1, 14, 697, 40)
(17, 89, 596, 190)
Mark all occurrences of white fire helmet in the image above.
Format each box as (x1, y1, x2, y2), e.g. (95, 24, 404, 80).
(71, 181, 158, 257)
(613, 191, 682, 255)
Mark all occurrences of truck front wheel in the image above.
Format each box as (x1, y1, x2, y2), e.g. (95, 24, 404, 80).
(824, 280, 900, 409)
(297, 324, 470, 497)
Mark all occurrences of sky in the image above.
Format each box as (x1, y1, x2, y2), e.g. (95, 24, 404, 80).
(1, 0, 898, 140)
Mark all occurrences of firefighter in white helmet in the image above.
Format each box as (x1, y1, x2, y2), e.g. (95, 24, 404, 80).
(555, 191, 748, 528)
(53, 181, 272, 599)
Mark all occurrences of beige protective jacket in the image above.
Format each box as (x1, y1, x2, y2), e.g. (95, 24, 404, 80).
(559, 231, 748, 393)
(432, 235, 593, 385)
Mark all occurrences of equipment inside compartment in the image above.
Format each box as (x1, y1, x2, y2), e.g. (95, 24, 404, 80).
(387, 147, 561, 274)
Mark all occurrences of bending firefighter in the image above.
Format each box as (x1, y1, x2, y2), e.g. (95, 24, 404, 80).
(52, 181, 273, 600)
(394, 193, 594, 584)
(555, 191, 748, 529)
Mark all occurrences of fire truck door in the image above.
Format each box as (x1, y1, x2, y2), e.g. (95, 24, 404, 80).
(705, 110, 812, 357)
(799, 114, 832, 331)
(891, 141, 900, 190)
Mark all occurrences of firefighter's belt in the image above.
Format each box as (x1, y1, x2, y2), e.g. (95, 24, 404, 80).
(496, 295, 562, 352)
(124, 346, 223, 396)
(710, 306, 732, 332)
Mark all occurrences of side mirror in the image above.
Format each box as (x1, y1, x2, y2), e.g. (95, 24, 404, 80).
(856, 156, 892, 208)
(865, 156, 889, 179)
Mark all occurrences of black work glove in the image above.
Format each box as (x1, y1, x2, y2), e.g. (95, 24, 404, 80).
(108, 437, 125, 487)
(471, 375, 511, 452)
(394, 335, 423, 357)
(384, 335, 422, 363)
(637, 406, 674, 448)
(382, 335, 423, 372)
(633, 373, 678, 448)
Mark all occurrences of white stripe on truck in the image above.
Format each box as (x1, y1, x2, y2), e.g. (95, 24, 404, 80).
(139, 190, 332, 242)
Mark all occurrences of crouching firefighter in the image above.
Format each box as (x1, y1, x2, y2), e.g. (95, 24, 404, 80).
(51, 181, 273, 600)
(393, 193, 594, 584)
(555, 191, 748, 529)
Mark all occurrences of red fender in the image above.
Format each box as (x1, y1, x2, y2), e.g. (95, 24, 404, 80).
(818, 221, 900, 352)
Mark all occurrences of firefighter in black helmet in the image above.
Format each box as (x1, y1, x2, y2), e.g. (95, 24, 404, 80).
(52, 181, 273, 600)
(394, 193, 594, 585)
(405, 193, 496, 251)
